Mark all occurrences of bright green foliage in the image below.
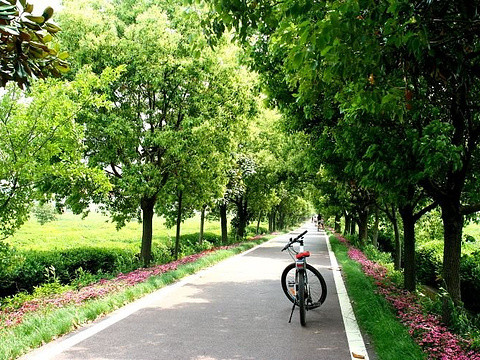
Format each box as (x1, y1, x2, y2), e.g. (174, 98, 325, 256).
(223, 101, 313, 235)
(0, 0, 68, 88)
(58, 0, 258, 263)
(0, 70, 113, 238)
(157, 46, 258, 230)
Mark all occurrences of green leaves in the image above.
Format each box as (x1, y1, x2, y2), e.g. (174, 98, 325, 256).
(415, 121, 464, 176)
(0, 1, 69, 88)
(0, 68, 115, 237)
(56, 0, 260, 248)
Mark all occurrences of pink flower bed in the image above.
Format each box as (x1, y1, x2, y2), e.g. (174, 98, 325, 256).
(333, 232, 480, 359)
(0, 244, 239, 331)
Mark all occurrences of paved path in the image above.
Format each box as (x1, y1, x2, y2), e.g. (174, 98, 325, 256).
(21, 223, 375, 360)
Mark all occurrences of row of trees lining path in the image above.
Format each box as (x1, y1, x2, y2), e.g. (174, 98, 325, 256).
(0, 0, 311, 267)
(203, 0, 480, 323)
(2, 0, 480, 324)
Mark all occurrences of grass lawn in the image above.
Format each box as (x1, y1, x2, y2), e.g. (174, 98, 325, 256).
(6, 210, 222, 251)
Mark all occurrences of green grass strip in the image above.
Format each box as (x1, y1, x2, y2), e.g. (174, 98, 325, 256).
(0, 237, 272, 360)
(329, 236, 426, 360)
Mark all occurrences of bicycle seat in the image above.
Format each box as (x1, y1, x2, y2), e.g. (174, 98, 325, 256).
(296, 251, 310, 259)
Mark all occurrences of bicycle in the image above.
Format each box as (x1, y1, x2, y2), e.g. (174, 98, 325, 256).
(281, 230, 327, 326)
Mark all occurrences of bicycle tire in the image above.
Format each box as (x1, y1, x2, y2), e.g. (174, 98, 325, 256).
(298, 270, 307, 326)
(281, 263, 327, 309)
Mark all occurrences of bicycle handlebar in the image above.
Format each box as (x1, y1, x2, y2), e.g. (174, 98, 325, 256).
(281, 230, 308, 251)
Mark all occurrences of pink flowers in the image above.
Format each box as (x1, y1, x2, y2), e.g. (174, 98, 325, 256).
(334, 233, 480, 359)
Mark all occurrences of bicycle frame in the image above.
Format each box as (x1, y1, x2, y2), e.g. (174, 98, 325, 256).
(282, 230, 310, 325)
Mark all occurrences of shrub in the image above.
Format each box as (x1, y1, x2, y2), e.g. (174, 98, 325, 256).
(176, 233, 215, 257)
(403, 240, 480, 312)
(0, 232, 225, 300)
(416, 208, 444, 244)
(376, 231, 396, 254)
(416, 241, 443, 287)
(151, 240, 175, 265)
(362, 244, 394, 265)
(245, 225, 268, 237)
(0, 247, 140, 298)
(201, 232, 224, 246)
(460, 251, 480, 312)
(0, 243, 23, 296)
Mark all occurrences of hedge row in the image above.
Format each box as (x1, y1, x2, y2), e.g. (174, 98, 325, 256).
(0, 233, 223, 299)
(416, 241, 480, 311)
(0, 246, 144, 298)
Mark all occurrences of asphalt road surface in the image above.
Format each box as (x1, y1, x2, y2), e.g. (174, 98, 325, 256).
(21, 222, 375, 360)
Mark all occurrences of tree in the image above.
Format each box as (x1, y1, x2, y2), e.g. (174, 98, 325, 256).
(0, 69, 113, 238)
(0, 0, 68, 88)
(156, 108, 241, 258)
(59, 0, 257, 264)
(332, 108, 438, 289)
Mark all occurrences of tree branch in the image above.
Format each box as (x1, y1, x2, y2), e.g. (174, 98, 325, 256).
(413, 201, 438, 222)
(461, 202, 480, 216)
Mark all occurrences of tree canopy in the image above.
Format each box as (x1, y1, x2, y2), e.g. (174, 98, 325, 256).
(57, 0, 261, 263)
(204, 0, 480, 321)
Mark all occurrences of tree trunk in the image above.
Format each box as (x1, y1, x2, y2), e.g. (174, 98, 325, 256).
(140, 196, 156, 265)
(399, 204, 416, 291)
(384, 205, 401, 270)
(174, 190, 183, 260)
(220, 203, 228, 245)
(392, 209, 401, 271)
(278, 211, 285, 230)
(344, 213, 351, 236)
(372, 206, 379, 248)
(256, 210, 262, 234)
(335, 214, 341, 233)
(236, 197, 248, 239)
(441, 199, 463, 324)
(199, 205, 206, 245)
(358, 208, 368, 245)
(269, 211, 277, 232)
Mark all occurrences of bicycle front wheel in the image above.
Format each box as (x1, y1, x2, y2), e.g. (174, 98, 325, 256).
(281, 263, 327, 309)
(298, 271, 306, 326)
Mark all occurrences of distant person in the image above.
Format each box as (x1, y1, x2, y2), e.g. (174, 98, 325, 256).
(317, 215, 324, 231)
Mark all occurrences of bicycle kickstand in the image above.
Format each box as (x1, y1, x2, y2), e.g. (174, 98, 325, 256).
(288, 302, 296, 323)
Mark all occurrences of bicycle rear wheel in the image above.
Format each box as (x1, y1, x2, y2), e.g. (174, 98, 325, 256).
(281, 263, 327, 309)
(298, 271, 306, 326)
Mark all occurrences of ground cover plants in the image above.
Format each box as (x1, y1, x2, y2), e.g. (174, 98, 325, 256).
(330, 231, 480, 359)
